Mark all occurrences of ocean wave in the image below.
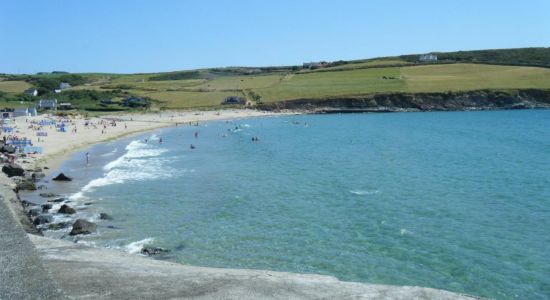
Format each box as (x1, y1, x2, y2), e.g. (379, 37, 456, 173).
(125, 238, 154, 254)
(350, 189, 380, 196)
(69, 139, 176, 202)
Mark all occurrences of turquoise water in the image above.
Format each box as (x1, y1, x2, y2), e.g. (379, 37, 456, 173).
(38, 110, 550, 299)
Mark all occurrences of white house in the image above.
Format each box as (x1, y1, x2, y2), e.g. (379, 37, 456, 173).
(54, 89, 62, 93)
(59, 82, 71, 89)
(24, 88, 38, 97)
(38, 99, 58, 110)
(419, 54, 438, 62)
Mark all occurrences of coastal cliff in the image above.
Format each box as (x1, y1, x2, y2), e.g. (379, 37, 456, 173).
(257, 89, 550, 112)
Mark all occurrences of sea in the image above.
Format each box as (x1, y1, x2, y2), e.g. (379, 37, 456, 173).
(23, 109, 550, 299)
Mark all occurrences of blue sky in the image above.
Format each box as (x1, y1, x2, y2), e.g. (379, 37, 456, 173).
(1, 0, 549, 74)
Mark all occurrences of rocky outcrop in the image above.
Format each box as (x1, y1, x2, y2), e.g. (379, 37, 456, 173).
(40, 192, 59, 198)
(141, 247, 169, 256)
(42, 203, 53, 212)
(58, 204, 76, 215)
(2, 163, 25, 177)
(33, 214, 53, 225)
(257, 89, 550, 112)
(70, 219, 96, 235)
(52, 173, 72, 181)
(99, 212, 112, 220)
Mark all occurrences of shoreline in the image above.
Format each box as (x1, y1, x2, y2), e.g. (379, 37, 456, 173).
(28, 109, 299, 175)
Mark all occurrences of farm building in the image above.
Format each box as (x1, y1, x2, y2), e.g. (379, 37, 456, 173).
(419, 54, 438, 62)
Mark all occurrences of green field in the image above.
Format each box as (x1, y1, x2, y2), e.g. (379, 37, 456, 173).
(0, 80, 32, 94)
(1, 48, 550, 110)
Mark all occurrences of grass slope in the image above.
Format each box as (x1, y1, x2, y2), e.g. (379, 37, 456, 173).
(1, 48, 549, 110)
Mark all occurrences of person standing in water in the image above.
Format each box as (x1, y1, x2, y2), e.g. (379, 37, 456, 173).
(159, 137, 163, 144)
(194, 131, 199, 138)
(85, 152, 90, 166)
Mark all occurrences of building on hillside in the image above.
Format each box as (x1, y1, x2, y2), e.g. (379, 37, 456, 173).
(38, 99, 58, 110)
(54, 89, 62, 93)
(419, 53, 438, 62)
(222, 96, 248, 105)
(24, 88, 38, 97)
(122, 97, 148, 107)
(59, 82, 71, 89)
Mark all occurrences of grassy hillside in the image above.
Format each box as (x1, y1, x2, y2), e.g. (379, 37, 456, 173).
(1, 48, 549, 110)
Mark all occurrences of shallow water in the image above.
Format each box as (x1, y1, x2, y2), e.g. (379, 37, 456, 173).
(28, 110, 550, 299)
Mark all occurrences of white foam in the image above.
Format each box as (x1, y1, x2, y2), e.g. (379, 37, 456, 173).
(400, 228, 413, 236)
(69, 139, 176, 202)
(125, 238, 154, 254)
(350, 190, 380, 196)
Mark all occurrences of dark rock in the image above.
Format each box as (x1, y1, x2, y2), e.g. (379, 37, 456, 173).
(48, 197, 66, 203)
(141, 247, 170, 256)
(33, 214, 53, 225)
(40, 192, 59, 198)
(28, 207, 41, 217)
(69, 219, 96, 235)
(2, 163, 25, 177)
(52, 173, 72, 181)
(44, 166, 49, 169)
(84, 202, 93, 206)
(58, 204, 76, 214)
(37, 185, 46, 190)
(42, 203, 53, 212)
(1, 144, 16, 154)
(47, 222, 68, 230)
(99, 213, 112, 220)
(34, 167, 43, 172)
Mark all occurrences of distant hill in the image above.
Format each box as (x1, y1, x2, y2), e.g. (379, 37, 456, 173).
(1, 47, 549, 111)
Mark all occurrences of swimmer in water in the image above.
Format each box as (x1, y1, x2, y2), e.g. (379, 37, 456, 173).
(190, 144, 196, 149)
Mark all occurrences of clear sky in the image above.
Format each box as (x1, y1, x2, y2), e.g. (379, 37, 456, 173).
(1, 0, 549, 74)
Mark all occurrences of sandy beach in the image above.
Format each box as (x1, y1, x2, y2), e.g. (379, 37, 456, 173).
(5, 109, 293, 174)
